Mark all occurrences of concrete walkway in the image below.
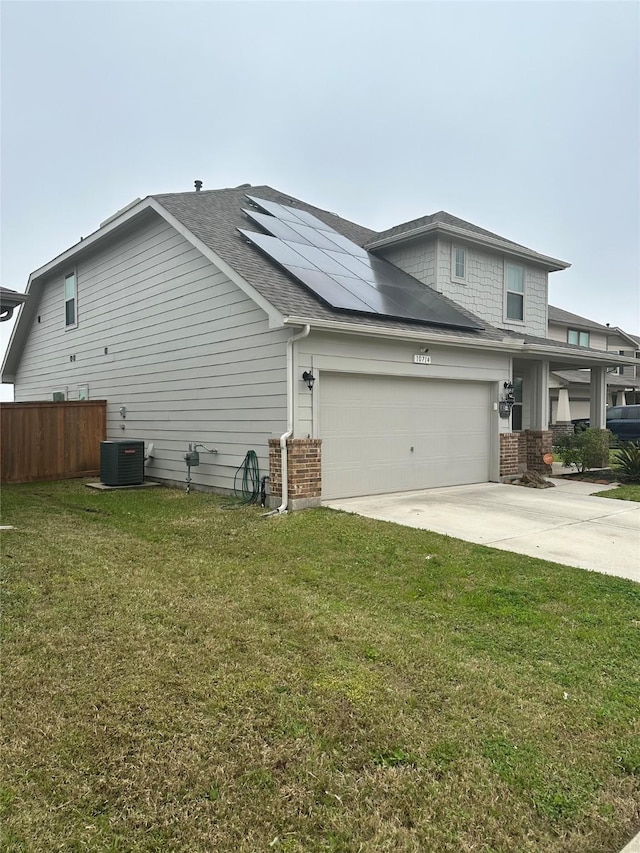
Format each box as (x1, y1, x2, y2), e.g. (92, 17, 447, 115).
(620, 832, 640, 853)
(326, 479, 639, 583)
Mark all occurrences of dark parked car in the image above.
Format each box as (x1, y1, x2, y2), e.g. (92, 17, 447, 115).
(572, 405, 640, 442)
(606, 405, 640, 442)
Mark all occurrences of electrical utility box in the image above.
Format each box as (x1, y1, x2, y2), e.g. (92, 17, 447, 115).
(100, 440, 145, 486)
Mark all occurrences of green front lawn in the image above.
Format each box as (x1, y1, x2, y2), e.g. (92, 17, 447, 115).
(1, 481, 639, 852)
(595, 485, 640, 502)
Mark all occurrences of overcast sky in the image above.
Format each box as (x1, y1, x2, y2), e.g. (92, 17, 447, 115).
(1, 0, 639, 393)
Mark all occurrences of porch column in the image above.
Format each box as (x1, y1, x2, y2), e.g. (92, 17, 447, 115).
(556, 387, 571, 423)
(530, 360, 549, 430)
(618, 390, 627, 407)
(589, 366, 607, 429)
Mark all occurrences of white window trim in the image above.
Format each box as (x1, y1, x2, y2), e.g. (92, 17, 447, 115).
(77, 384, 89, 400)
(451, 244, 467, 283)
(567, 328, 590, 347)
(504, 260, 525, 324)
(64, 269, 78, 330)
(52, 388, 68, 401)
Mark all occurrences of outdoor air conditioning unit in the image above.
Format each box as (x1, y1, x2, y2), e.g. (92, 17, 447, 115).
(100, 440, 145, 486)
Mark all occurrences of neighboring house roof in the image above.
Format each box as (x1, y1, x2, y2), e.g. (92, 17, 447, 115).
(548, 305, 639, 348)
(551, 369, 640, 389)
(500, 327, 633, 357)
(0, 287, 28, 322)
(548, 305, 611, 332)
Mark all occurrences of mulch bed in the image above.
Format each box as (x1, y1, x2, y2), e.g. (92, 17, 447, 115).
(555, 468, 620, 484)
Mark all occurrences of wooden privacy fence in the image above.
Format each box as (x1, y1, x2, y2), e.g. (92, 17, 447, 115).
(1, 401, 107, 484)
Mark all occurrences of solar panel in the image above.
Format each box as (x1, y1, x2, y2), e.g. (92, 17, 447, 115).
(240, 198, 484, 330)
(246, 196, 333, 231)
(242, 210, 315, 246)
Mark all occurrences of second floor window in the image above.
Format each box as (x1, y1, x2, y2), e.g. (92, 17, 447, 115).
(567, 329, 589, 347)
(452, 246, 466, 280)
(65, 272, 77, 327)
(505, 263, 524, 321)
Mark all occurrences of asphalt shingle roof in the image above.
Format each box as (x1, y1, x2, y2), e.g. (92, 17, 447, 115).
(153, 185, 504, 340)
(551, 369, 640, 388)
(369, 210, 533, 251)
(548, 305, 612, 332)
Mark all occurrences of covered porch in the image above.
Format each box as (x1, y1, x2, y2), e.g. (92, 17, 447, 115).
(500, 346, 635, 477)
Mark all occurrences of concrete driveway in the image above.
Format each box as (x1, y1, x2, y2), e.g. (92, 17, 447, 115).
(326, 479, 640, 583)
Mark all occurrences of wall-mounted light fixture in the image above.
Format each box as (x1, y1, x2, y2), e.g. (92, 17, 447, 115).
(119, 406, 127, 418)
(302, 370, 315, 391)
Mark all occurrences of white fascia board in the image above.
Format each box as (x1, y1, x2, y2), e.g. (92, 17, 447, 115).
(607, 327, 640, 349)
(522, 342, 638, 366)
(548, 318, 610, 334)
(147, 199, 284, 327)
(283, 316, 524, 351)
(2, 198, 285, 382)
(27, 198, 156, 281)
(283, 316, 639, 365)
(367, 223, 570, 272)
(24, 197, 284, 325)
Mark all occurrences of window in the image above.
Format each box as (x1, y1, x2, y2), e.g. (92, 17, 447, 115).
(452, 246, 466, 281)
(78, 385, 89, 400)
(65, 272, 77, 327)
(511, 376, 523, 431)
(567, 329, 590, 347)
(505, 263, 524, 321)
(52, 389, 67, 401)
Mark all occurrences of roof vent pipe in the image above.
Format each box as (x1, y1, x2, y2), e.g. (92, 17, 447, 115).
(194, 180, 203, 192)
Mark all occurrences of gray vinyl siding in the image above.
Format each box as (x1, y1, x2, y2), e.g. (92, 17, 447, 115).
(379, 236, 549, 338)
(380, 239, 437, 289)
(13, 214, 289, 492)
(547, 322, 608, 350)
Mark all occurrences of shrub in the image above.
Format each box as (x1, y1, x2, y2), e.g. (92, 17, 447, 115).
(555, 429, 610, 473)
(615, 441, 640, 483)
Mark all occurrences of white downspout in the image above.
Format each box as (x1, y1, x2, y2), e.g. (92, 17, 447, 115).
(276, 324, 310, 514)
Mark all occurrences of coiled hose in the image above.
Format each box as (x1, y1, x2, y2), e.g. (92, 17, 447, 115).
(224, 450, 261, 507)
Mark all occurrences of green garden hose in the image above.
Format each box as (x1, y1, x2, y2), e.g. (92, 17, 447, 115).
(225, 450, 261, 506)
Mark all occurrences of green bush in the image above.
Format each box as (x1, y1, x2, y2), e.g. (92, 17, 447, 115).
(615, 441, 640, 483)
(554, 429, 610, 473)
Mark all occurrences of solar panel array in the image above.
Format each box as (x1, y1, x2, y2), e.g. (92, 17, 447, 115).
(239, 196, 483, 330)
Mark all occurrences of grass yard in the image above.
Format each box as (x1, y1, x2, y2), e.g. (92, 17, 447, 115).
(595, 485, 640, 502)
(1, 481, 639, 853)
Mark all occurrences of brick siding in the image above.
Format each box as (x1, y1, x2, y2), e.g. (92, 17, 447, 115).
(525, 430, 553, 474)
(550, 422, 574, 443)
(268, 438, 322, 509)
(500, 430, 554, 477)
(499, 433, 521, 477)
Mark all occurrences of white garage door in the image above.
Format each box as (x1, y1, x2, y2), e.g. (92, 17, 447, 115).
(320, 373, 492, 500)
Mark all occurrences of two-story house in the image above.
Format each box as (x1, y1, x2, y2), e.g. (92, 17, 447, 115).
(2, 184, 633, 506)
(547, 305, 640, 423)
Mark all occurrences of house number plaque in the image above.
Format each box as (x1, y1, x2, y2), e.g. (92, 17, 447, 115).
(413, 354, 432, 364)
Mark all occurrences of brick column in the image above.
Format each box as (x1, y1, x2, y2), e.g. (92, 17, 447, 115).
(525, 429, 553, 475)
(268, 438, 322, 510)
(550, 422, 574, 444)
(500, 433, 521, 477)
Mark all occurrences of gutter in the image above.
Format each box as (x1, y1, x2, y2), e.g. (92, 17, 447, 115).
(283, 315, 524, 351)
(282, 316, 638, 366)
(273, 324, 310, 514)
